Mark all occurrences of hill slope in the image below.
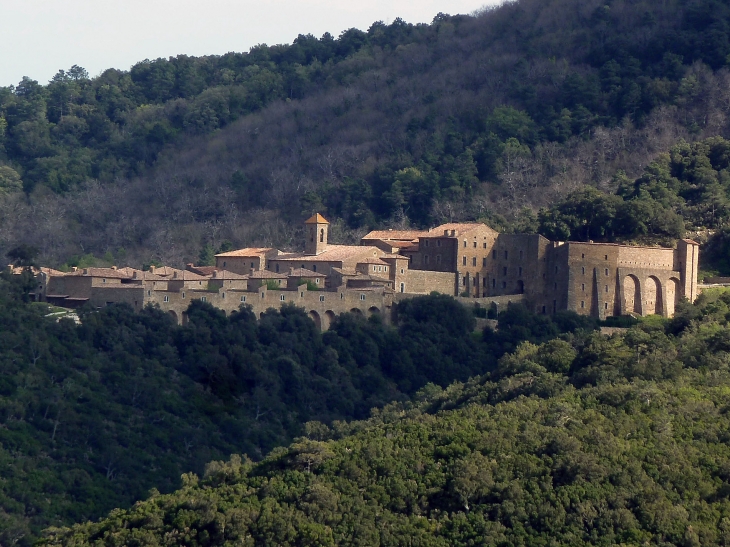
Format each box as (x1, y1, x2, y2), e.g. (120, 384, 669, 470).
(3, 0, 730, 266)
(41, 290, 730, 546)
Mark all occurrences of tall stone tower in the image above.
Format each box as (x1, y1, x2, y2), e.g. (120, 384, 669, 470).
(304, 213, 329, 255)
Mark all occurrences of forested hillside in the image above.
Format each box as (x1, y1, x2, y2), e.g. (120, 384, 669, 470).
(2, 0, 730, 268)
(41, 289, 730, 547)
(0, 271, 598, 545)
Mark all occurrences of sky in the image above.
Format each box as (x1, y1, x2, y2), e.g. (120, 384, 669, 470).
(1, 0, 498, 87)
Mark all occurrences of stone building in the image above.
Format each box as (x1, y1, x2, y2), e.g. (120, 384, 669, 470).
(27, 213, 699, 328)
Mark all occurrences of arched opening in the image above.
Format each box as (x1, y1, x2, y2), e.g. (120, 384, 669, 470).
(623, 275, 641, 315)
(320, 228, 324, 242)
(666, 277, 681, 317)
(350, 308, 363, 316)
(309, 310, 322, 330)
(168, 310, 179, 325)
(368, 306, 380, 316)
(517, 280, 524, 294)
(324, 310, 336, 330)
(259, 312, 265, 319)
(644, 276, 662, 316)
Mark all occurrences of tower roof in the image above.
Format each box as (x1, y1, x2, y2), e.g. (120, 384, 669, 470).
(304, 213, 329, 224)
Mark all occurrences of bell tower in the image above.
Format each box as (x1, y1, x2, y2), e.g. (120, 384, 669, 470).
(304, 213, 329, 255)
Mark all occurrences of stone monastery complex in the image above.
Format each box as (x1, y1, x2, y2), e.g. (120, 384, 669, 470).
(26, 214, 699, 329)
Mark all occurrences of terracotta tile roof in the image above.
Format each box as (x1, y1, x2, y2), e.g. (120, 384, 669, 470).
(215, 247, 275, 258)
(682, 239, 700, 245)
(249, 270, 288, 279)
(187, 265, 219, 276)
(362, 229, 427, 241)
(68, 267, 132, 279)
(287, 267, 326, 277)
(275, 245, 379, 262)
(40, 267, 67, 276)
(211, 270, 249, 280)
(130, 270, 167, 281)
(381, 253, 409, 259)
(149, 266, 185, 277)
(304, 213, 329, 224)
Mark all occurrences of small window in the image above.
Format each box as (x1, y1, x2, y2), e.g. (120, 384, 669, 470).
(504, 251, 508, 259)
(463, 240, 467, 248)
(201, 296, 207, 302)
(581, 301, 585, 308)
(492, 279, 496, 288)
(605, 268, 609, 276)
(482, 257, 487, 267)
(555, 266, 558, 273)
(425, 240, 429, 247)
(605, 255, 608, 260)
(319, 295, 325, 302)
(582, 267, 585, 275)
(473, 242, 477, 248)
(360, 294, 366, 301)
(199, 281, 202, 285)
(400, 283, 405, 293)
(581, 283, 585, 291)
(605, 285, 609, 292)
(463, 256, 467, 266)
(102, 278, 106, 283)
(503, 267, 507, 276)
(275, 264, 279, 273)
(251, 262, 254, 268)
(280, 295, 285, 301)
(261, 292, 265, 298)
(437, 240, 441, 247)
(223, 261, 227, 268)
(163, 295, 169, 302)
(301, 292, 304, 297)
(241, 296, 246, 302)
(315, 278, 320, 284)
(222, 293, 225, 299)
(436, 255, 441, 264)
(341, 293, 344, 299)
(483, 243, 487, 249)
(384, 266, 388, 272)
(502, 281, 507, 289)
(581, 253, 585, 259)
(313, 264, 317, 272)
(492, 250, 496, 259)
(401, 269, 404, 274)
(605, 302, 609, 310)
(147, 290, 151, 296)
(472, 257, 477, 267)
(182, 292, 185, 299)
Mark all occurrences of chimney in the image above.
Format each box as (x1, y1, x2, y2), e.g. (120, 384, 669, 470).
(111, 265, 117, 270)
(133, 271, 138, 279)
(72, 266, 78, 272)
(150, 265, 155, 273)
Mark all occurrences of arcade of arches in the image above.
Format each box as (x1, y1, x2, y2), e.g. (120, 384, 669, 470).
(621, 274, 682, 317)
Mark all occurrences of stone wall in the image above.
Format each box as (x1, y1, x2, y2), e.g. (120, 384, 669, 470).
(404, 269, 456, 295)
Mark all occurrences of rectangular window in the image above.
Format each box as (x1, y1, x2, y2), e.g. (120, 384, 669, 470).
(400, 283, 405, 293)
(241, 296, 246, 302)
(319, 295, 325, 302)
(502, 281, 507, 289)
(483, 243, 487, 249)
(473, 241, 477, 248)
(280, 295, 285, 301)
(147, 290, 151, 296)
(437, 240, 441, 247)
(182, 292, 185, 299)
(582, 267, 585, 275)
(605, 302, 609, 309)
(605, 285, 609, 292)
(463, 256, 467, 266)
(201, 296, 207, 302)
(581, 283, 585, 291)
(102, 278, 106, 283)
(251, 262, 254, 268)
(482, 257, 487, 267)
(605, 268, 609, 276)
(163, 295, 169, 302)
(313, 264, 317, 272)
(605, 255, 608, 260)
(316, 278, 320, 284)
(492, 279, 496, 288)
(581, 301, 585, 308)
(582, 253, 585, 259)
(360, 294, 366, 301)
(492, 250, 496, 259)
(463, 240, 467, 248)
(472, 257, 477, 267)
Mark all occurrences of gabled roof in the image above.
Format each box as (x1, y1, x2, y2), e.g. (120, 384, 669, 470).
(68, 267, 132, 279)
(428, 222, 498, 237)
(304, 213, 329, 224)
(171, 270, 208, 281)
(130, 270, 167, 281)
(275, 245, 379, 262)
(357, 257, 389, 265)
(215, 247, 275, 258)
(187, 265, 220, 276)
(361, 229, 427, 241)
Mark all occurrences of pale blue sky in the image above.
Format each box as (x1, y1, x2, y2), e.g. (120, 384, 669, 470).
(1, 0, 497, 87)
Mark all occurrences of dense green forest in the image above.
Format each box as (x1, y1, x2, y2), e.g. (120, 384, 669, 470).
(2, 0, 730, 268)
(39, 289, 730, 546)
(0, 271, 597, 545)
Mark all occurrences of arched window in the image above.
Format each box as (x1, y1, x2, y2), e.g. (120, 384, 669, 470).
(320, 229, 324, 242)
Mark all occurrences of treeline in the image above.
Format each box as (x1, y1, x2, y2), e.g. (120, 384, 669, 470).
(0, 272, 594, 545)
(3, 0, 730, 268)
(41, 289, 730, 547)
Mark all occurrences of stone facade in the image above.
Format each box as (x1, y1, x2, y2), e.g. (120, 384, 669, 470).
(28, 214, 699, 329)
